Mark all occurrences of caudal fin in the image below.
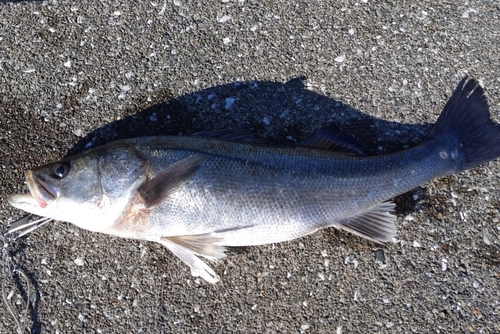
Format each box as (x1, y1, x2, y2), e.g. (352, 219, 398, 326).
(429, 77, 500, 172)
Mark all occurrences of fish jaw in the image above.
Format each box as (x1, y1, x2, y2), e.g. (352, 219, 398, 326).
(7, 169, 58, 216)
(25, 170, 57, 208)
(7, 192, 47, 217)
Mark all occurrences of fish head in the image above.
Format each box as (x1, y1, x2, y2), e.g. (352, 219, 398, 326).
(8, 143, 148, 232)
(8, 153, 105, 224)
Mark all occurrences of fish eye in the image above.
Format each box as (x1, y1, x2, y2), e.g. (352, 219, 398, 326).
(52, 162, 70, 179)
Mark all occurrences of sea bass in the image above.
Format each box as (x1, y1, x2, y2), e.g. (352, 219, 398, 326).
(7, 78, 500, 283)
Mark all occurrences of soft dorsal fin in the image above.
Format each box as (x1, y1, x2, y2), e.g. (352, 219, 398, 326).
(338, 201, 397, 243)
(139, 155, 202, 208)
(192, 129, 264, 143)
(297, 125, 365, 155)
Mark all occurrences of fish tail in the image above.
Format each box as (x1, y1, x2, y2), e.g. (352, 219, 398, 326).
(429, 77, 500, 172)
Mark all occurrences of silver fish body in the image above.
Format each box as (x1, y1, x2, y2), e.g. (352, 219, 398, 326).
(8, 77, 500, 283)
(90, 135, 445, 243)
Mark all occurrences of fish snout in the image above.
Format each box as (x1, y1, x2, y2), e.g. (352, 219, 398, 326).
(25, 170, 58, 208)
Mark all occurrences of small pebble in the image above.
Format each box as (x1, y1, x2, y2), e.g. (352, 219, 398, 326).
(74, 258, 85, 266)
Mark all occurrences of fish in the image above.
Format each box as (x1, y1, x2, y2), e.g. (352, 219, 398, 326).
(7, 77, 500, 283)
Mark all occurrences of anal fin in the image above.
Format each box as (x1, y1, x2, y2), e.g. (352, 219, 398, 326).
(159, 233, 227, 284)
(338, 201, 397, 243)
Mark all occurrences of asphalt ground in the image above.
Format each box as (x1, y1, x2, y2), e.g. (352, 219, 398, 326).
(0, 1, 499, 333)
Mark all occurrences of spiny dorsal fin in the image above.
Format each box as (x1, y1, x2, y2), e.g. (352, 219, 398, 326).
(192, 129, 264, 143)
(139, 155, 202, 208)
(338, 201, 397, 243)
(297, 125, 366, 155)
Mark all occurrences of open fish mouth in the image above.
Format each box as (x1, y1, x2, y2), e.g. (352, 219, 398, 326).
(25, 170, 57, 208)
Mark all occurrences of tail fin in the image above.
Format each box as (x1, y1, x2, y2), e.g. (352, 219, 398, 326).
(429, 77, 500, 172)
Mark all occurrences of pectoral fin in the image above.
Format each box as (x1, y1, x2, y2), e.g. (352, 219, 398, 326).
(139, 155, 202, 208)
(338, 201, 397, 243)
(159, 233, 227, 284)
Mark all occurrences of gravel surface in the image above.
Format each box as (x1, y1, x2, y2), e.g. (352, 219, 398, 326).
(1, 1, 499, 333)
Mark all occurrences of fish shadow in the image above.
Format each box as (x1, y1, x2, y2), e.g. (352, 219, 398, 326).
(69, 76, 434, 215)
(69, 77, 434, 155)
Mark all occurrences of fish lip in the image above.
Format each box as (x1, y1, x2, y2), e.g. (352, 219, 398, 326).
(26, 170, 57, 208)
(7, 193, 38, 210)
